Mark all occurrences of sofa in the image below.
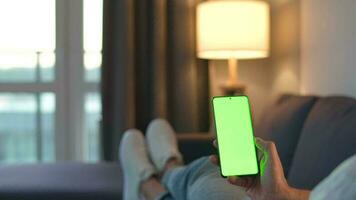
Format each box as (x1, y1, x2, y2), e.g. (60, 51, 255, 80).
(0, 94, 355, 199)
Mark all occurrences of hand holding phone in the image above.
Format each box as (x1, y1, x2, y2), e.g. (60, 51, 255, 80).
(210, 138, 299, 200)
(212, 95, 259, 177)
(211, 97, 305, 200)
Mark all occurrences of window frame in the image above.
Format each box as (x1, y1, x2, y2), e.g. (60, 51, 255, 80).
(56, 0, 100, 161)
(0, 0, 100, 162)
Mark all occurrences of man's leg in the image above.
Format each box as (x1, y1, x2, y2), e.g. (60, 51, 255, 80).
(141, 158, 181, 200)
(145, 119, 249, 200)
(140, 177, 168, 200)
(119, 129, 158, 200)
(160, 156, 249, 200)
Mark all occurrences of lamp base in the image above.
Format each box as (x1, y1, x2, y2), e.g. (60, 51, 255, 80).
(220, 82, 246, 96)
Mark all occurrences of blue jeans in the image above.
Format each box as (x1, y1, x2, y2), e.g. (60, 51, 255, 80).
(156, 156, 249, 200)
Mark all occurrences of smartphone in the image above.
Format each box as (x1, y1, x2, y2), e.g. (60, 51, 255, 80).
(212, 95, 259, 177)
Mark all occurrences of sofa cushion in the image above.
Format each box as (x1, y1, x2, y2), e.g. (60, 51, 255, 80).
(255, 94, 317, 176)
(0, 162, 122, 200)
(177, 133, 215, 163)
(288, 96, 356, 189)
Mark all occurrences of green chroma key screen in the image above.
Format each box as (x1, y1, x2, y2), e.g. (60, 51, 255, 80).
(212, 96, 258, 177)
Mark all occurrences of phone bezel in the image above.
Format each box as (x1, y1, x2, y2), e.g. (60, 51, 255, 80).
(212, 95, 260, 178)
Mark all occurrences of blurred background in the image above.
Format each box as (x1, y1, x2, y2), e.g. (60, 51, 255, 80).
(0, 0, 355, 165)
(0, 0, 102, 163)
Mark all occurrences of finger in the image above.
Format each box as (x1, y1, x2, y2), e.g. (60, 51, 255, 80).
(255, 137, 267, 150)
(255, 137, 273, 153)
(255, 143, 265, 161)
(209, 155, 220, 165)
(244, 176, 256, 188)
(228, 176, 247, 188)
(213, 139, 218, 148)
(227, 176, 237, 184)
(255, 137, 270, 157)
(257, 138, 283, 168)
(255, 137, 280, 176)
(255, 137, 279, 159)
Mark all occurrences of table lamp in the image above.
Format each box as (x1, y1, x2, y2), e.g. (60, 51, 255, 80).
(197, 0, 270, 94)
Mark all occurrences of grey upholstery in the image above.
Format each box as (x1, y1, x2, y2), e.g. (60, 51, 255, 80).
(0, 162, 122, 200)
(177, 133, 215, 163)
(288, 96, 356, 189)
(255, 94, 317, 176)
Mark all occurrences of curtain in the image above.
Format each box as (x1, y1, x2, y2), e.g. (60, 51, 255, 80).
(101, 0, 209, 161)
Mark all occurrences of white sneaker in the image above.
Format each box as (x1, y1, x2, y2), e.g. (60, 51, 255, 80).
(119, 129, 156, 200)
(146, 119, 183, 172)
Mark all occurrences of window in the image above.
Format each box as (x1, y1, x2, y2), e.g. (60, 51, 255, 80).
(84, 0, 102, 83)
(83, 0, 103, 161)
(0, 93, 55, 163)
(0, 0, 102, 163)
(0, 0, 56, 163)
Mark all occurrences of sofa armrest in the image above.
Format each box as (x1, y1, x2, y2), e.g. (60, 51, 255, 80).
(177, 133, 215, 164)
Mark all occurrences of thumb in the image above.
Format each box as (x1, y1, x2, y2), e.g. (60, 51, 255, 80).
(255, 137, 286, 180)
(255, 137, 270, 176)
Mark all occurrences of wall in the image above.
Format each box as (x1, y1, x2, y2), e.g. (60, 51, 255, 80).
(209, 58, 271, 122)
(210, 0, 356, 123)
(301, 0, 356, 98)
(209, 0, 301, 122)
(269, 0, 301, 99)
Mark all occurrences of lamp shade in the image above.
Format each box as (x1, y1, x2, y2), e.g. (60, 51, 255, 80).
(197, 0, 270, 59)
